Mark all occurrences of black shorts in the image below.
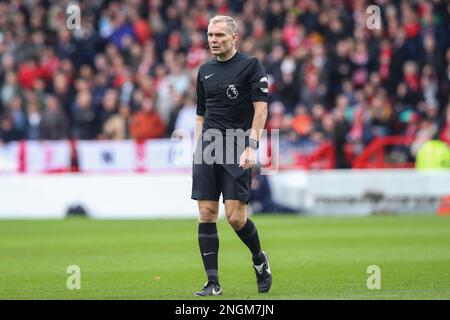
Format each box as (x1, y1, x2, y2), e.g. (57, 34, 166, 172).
(191, 162, 252, 203)
(191, 133, 252, 203)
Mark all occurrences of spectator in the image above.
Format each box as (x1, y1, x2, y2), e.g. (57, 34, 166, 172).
(98, 89, 119, 129)
(277, 71, 299, 114)
(8, 96, 27, 140)
(291, 104, 312, 137)
(367, 91, 393, 139)
(298, 63, 327, 110)
(72, 90, 97, 140)
(267, 101, 291, 136)
(17, 57, 41, 90)
(174, 94, 197, 137)
(0, 115, 20, 144)
(52, 73, 73, 121)
(26, 100, 41, 140)
(40, 95, 69, 140)
(416, 138, 450, 170)
(1, 72, 19, 109)
(0, 0, 447, 170)
(130, 97, 165, 140)
(329, 39, 353, 98)
(333, 108, 351, 168)
(102, 104, 131, 140)
(410, 118, 439, 157)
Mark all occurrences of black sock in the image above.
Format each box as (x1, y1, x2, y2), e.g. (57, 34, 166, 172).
(235, 219, 264, 265)
(198, 223, 219, 284)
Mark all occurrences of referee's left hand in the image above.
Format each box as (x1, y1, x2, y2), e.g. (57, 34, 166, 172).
(239, 147, 257, 170)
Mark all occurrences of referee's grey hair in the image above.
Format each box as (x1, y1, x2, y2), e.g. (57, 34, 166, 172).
(209, 15, 239, 35)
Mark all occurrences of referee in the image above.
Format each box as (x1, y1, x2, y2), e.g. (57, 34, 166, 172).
(192, 15, 272, 296)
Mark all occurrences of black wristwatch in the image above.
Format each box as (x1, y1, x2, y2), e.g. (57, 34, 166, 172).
(249, 138, 259, 150)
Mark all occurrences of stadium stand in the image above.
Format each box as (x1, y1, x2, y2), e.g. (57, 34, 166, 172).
(0, 0, 449, 170)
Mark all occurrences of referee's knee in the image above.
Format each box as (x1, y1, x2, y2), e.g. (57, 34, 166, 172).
(198, 206, 218, 223)
(227, 214, 246, 230)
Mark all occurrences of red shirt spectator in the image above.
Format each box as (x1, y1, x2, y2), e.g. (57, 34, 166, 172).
(133, 19, 151, 44)
(130, 97, 165, 140)
(17, 59, 42, 90)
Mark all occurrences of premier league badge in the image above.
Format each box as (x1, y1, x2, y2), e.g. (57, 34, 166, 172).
(226, 84, 238, 99)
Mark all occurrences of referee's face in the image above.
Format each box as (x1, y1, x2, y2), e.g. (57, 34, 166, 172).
(207, 22, 237, 58)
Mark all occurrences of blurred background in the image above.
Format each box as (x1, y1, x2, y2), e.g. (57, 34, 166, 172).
(0, 0, 449, 218)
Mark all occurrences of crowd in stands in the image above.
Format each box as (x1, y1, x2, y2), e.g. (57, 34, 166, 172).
(0, 0, 449, 168)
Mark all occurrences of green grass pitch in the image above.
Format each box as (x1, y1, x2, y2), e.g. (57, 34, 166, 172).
(0, 214, 449, 299)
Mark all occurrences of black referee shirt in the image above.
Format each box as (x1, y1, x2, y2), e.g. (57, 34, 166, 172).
(196, 51, 269, 133)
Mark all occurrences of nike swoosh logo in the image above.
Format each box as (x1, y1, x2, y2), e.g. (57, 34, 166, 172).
(205, 73, 215, 79)
(254, 258, 271, 275)
(203, 252, 215, 256)
(254, 264, 264, 274)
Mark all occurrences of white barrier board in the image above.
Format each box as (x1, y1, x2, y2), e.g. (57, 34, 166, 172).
(269, 169, 450, 215)
(1, 169, 448, 219)
(0, 173, 197, 219)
